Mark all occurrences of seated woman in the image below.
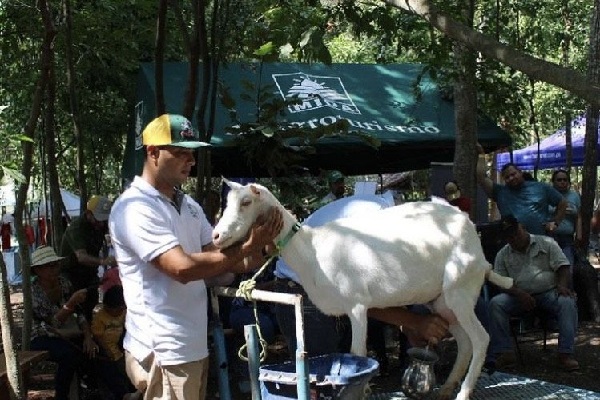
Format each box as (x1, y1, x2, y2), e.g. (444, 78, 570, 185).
(29, 246, 98, 400)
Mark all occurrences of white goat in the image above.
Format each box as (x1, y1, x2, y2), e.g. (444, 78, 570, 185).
(212, 181, 513, 400)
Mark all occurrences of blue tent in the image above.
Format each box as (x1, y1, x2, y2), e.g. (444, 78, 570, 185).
(496, 115, 600, 171)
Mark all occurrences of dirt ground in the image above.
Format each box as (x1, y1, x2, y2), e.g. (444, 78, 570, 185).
(12, 285, 600, 399)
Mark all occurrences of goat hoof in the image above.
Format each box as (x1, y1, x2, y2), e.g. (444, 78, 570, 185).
(454, 390, 471, 400)
(437, 384, 456, 400)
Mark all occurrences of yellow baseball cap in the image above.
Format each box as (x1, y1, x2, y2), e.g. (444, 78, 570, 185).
(87, 195, 112, 222)
(142, 114, 210, 149)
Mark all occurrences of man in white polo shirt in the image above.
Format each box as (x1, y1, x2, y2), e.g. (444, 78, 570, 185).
(109, 114, 282, 400)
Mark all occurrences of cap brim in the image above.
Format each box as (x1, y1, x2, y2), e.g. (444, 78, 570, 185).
(170, 141, 211, 149)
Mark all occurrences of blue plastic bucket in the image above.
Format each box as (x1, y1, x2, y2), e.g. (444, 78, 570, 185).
(259, 353, 379, 400)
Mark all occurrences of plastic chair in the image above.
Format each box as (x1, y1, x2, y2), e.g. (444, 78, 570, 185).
(509, 311, 551, 365)
(481, 284, 550, 366)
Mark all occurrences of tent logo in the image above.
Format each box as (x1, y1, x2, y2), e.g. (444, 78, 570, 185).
(272, 73, 360, 115)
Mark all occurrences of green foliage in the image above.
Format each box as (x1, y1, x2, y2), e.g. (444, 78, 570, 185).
(237, 0, 333, 62)
(0, 0, 597, 207)
(322, 0, 594, 152)
(221, 77, 381, 177)
(0, 0, 156, 198)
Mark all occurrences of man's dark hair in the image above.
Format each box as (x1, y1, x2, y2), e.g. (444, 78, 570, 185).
(499, 214, 520, 238)
(551, 169, 570, 183)
(103, 285, 125, 309)
(500, 162, 520, 174)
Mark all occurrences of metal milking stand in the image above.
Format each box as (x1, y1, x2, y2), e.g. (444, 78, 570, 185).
(211, 286, 311, 400)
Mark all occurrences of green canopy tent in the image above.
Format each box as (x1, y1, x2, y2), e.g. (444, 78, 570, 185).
(122, 62, 511, 181)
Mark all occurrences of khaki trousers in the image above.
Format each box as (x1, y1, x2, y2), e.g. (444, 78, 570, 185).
(144, 356, 209, 400)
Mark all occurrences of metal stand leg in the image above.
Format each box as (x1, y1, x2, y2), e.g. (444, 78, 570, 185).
(244, 325, 262, 400)
(212, 323, 232, 400)
(210, 289, 232, 400)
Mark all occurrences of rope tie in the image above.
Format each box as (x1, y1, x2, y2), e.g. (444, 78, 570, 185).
(236, 255, 276, 362)
(235, 222, 302, 362)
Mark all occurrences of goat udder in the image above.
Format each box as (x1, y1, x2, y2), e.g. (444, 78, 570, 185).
(436, 308, 458, 325)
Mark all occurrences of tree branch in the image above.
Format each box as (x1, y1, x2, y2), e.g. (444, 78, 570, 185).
(384, 0, 600, 103)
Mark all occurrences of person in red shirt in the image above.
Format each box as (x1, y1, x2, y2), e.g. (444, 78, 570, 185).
(444, 180, 472, 214)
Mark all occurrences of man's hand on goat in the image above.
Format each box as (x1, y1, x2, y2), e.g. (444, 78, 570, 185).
(404, 313, 449, 347)
(244, 207, 283, 252)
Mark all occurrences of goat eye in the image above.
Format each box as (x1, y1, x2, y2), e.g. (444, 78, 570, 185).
(241, 199, 252, 207)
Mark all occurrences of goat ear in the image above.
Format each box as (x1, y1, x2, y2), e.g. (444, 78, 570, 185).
(249, 184, 261, 196)
(222, 177, 242, 190)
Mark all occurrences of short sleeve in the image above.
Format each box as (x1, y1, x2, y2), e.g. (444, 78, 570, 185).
(547, 240, 570, 271)
(111, 197, 179, 264)
(493, 246, 509, 277)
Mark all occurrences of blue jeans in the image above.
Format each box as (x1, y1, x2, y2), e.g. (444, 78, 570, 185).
(272, 279, 350, 357)
(30, 336, 82, 400)
(487, 289, 578, 361)
(229, 302, 278, 344)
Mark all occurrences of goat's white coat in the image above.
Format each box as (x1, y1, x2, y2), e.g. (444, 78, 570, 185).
(213, 181, 513, 400)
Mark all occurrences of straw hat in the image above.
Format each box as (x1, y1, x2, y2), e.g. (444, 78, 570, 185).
(31, 246, 65, 267)
(444, 181, 461, 201)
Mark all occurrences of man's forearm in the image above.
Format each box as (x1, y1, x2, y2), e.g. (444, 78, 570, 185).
(476, 154, 494, 197)
(552, 199, 568, 225)
(75, 250, 106, 267)
(556, 265, 571, 288)
(367, 306, 412, 328)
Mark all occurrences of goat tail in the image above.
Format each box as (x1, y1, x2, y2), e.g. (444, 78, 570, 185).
(485, 269, 513, 290)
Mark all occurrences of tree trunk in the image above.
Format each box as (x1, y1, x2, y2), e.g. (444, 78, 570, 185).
(16, 0, 57, 354)
(562, 2, 573, 170)
(155, 0, 168, 116)
(0, 256, 22, 400)
(580, 0, 600, 251)
(526, 80, 540, 179)
(64, 0, 87, 209)
(182, 0, 201, 119)
(44, 34, 65, 250)
(194, 0, 213, 203)
(452, 0, 477, 222)
(573, 251, 600, 322)
(384, 0, 600, 103)
(3, 3, 58, 398)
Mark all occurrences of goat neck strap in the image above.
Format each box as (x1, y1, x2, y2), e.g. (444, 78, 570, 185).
(276, 222, 301, 252)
